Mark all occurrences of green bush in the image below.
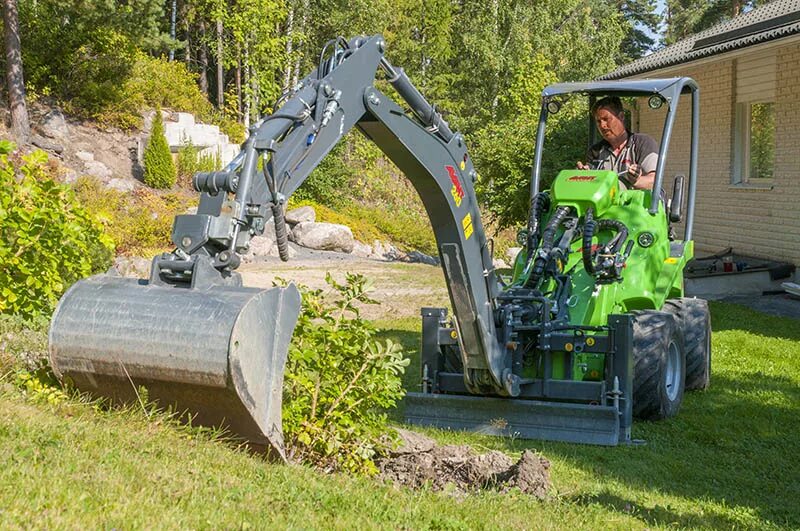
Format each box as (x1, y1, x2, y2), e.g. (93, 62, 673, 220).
(176, 140, 220, 187)
(0, 143, 114, 319)
(72, 176, 195, 257)
(282, 273, 408, 474)
(143, 112, 177, 189)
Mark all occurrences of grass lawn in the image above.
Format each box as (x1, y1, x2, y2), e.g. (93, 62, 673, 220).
(1, 301, 798, 529)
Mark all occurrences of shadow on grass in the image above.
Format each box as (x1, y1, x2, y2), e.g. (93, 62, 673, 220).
(505, 371, 800, 528)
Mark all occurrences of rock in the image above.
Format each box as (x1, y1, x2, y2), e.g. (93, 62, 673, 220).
(267, 242, 298, 259)
(506, 246, 522, 264)
(61, 168, 78, 184)
(111, 256, 151, 278)
(351, 240, 373, 258)
(493, 258, 510, 269)
(242, 233, 276, 263)
(291, 222, 354, 253)
(40, 110, 70, 139)
(75, 150, 94, 162)
(106, 178, 135, 192)
(371, 240, 404, 261)
(84, 160, 112, 180)
(285, 205, 316, 225)
(404, 250, 439, 266)
(31, 135, 64, 154)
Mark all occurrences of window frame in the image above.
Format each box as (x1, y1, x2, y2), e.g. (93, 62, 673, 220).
(732, 99, 776, 186)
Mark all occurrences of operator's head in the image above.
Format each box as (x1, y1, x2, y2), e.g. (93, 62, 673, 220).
(591, 96, 626, 144)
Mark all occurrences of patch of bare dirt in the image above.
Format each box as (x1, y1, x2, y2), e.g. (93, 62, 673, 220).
(377, 429, 550, 498)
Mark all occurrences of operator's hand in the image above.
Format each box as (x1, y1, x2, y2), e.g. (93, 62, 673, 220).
(576, 161, 590, 170)
(626, 163, 643, 182)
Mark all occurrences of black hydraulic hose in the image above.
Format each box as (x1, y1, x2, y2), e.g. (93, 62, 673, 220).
(272, 202, 290, 262)
(531, 206, 571, 283)
(519, 192, 550, 281)
(582, 208, 596, 274)
(596, 219, 629, 253)
(527, 192, 550, 248)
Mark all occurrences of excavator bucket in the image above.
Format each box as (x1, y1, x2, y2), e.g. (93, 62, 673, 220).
(48, 275, 301, 460)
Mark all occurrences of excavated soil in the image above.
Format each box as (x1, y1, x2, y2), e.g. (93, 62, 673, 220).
(377, 429, 550, 499)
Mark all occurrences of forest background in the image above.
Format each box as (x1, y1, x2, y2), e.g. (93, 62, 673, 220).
(1, 0, 762, 227)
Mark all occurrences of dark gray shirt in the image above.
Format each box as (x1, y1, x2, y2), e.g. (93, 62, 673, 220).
(587, 132, 659, 188)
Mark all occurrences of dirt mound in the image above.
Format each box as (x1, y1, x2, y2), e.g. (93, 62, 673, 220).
(377, 429, 550, 498)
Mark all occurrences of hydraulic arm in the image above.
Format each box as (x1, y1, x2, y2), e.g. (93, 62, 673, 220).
(162, 35, 515, 396)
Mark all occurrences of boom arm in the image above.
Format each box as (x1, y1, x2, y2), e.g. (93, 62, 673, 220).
(159, 35, 518, 396)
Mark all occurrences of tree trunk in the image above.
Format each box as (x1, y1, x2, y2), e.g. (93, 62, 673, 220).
(292, 0, 309, 87)
(283, 6, 294, 91)
(169, 0, 177, 61)
(236, 45, 242, 119)
(243, 42, 250, 130)
(3, 0, 30, 142)
(199, 19, 209, 96)
(216, 18, 224, 108)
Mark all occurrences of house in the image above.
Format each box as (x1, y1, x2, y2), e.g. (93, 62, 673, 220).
(602, 0, 800, 272)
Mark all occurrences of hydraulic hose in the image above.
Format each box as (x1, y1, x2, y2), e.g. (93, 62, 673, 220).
(272, 202, 290, 262)
(530, 206, 571, 284)
(582, 208, 596, 274)
(582, 215, 629, 276)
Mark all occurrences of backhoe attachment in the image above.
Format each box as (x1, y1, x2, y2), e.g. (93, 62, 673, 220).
(49, 35, 510, 453)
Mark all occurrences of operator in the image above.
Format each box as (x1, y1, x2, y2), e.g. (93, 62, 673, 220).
(577, 96, 658, 191)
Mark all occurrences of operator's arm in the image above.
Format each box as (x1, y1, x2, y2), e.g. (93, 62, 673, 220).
(629, 133, 658, 191)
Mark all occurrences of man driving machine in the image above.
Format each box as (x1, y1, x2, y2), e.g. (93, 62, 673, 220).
(577, 96, 658, 191)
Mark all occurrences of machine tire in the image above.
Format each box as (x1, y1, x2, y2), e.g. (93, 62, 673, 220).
(664, 298, 711, 391)
(632, 310, 686, 420)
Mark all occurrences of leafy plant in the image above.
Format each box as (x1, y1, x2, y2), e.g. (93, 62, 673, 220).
(72, 176, 195, 257)
(0, 143, 113, 319)
(282, 273, 409, 474)
(177, 139, 220, 187)
(143, 111, 177, 189)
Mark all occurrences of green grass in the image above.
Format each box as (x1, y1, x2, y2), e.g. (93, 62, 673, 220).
(1, 301, 799, 529)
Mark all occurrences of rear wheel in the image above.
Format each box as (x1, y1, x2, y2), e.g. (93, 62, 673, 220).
(664, 298, 711, 391)
(632, 311, 686, 420)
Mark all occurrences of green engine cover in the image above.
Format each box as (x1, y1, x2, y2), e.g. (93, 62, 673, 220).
(550, 169, 620, 217)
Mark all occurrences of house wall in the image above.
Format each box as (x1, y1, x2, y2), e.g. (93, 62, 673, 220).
(634, 42, 800, 267)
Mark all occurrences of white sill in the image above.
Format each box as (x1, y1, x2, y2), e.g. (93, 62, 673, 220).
(729, 182, 774, 191)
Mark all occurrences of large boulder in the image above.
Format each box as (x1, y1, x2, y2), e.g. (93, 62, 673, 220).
(40, 110, 70, 139)
(290, 221, 354, 253)
(404, 250, 439, 266)
(285, 206, 316, 225)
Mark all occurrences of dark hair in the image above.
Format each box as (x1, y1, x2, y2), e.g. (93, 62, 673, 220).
(592, 96, 624, 116)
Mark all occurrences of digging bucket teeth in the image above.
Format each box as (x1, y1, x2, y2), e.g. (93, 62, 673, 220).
(404, 392, 622, 446)
(49, 275, 301, 460)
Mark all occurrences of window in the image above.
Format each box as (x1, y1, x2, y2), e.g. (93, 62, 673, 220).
(734, 101, 775, 183)
(732, 53, 776, 185)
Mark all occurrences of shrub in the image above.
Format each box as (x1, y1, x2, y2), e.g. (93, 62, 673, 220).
(176, 140, 220, 187)
(72, 176, 195, 257)
(0, 143, 114, 319)
(282, 273, 408, 474)
(143, 112, 177, 189)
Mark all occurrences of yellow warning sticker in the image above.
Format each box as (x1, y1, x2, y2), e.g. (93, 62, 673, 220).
(462, 213, 474, 240)
(665, 257, 678, 264)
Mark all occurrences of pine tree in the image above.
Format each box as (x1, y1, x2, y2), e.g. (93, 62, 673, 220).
(143, 111, 177, 189)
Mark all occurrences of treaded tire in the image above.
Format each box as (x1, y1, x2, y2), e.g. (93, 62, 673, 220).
(632, 311, 686, 420)
(664, 298, 711, 391)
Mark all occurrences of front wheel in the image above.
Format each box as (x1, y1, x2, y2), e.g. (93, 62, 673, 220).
(632, 311, 686, 420)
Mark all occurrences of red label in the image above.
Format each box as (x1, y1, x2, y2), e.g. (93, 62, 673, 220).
(447, 165, 464, 198)
(568, 175, 596, 182)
